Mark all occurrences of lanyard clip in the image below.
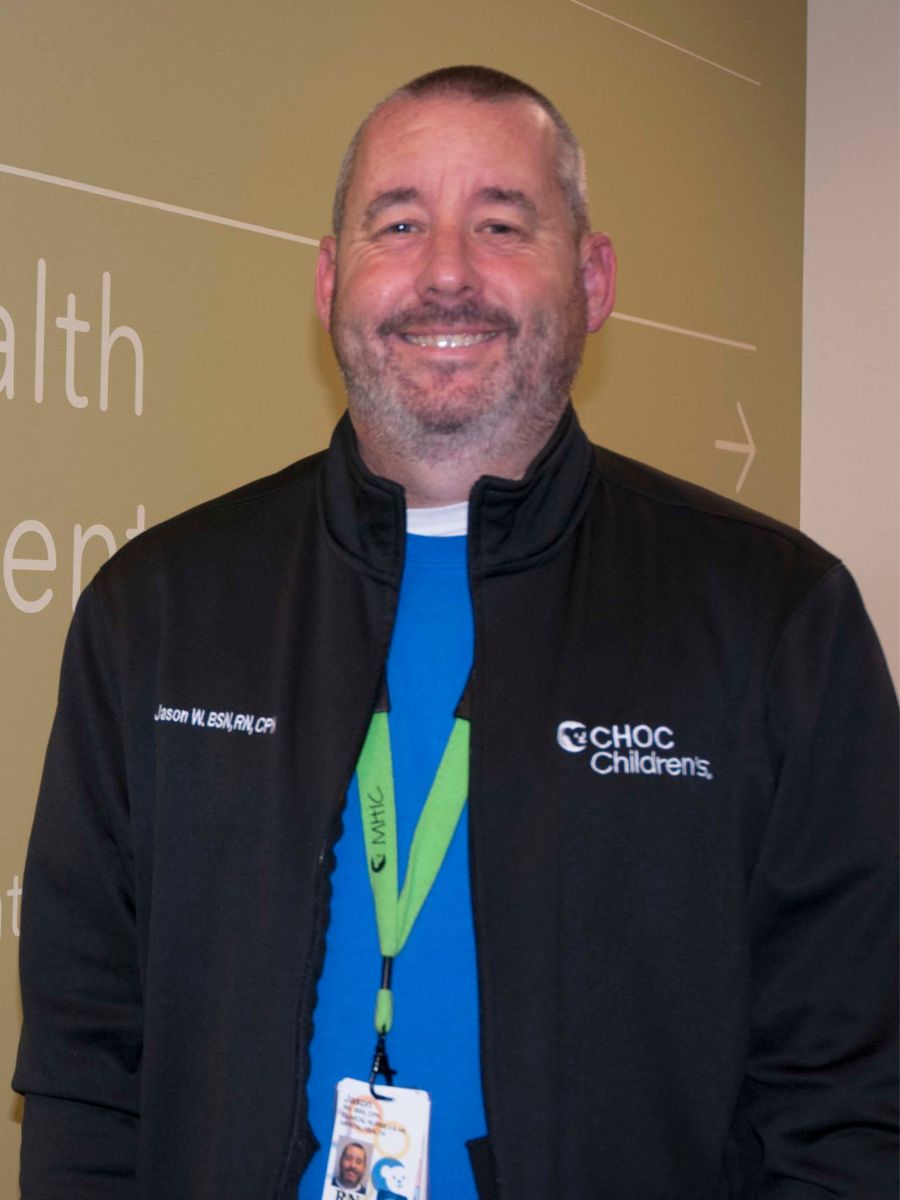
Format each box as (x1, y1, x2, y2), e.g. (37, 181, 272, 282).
(369, 956, 396, 1098)
(368, 1029, 397, 1100)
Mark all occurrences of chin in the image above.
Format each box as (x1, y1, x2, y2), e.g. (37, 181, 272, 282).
(350, 379, 498, 451)
(407, 392, 493, 433)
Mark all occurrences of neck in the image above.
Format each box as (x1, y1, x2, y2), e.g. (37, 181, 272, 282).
(351, 414, 564, 507)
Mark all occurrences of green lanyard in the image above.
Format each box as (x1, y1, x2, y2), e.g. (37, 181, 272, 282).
(356, 707, 470, 1044)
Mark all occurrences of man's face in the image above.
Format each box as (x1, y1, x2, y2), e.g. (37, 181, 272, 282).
(316, 96, 615, 460)
(338, 1143, 366, 1187)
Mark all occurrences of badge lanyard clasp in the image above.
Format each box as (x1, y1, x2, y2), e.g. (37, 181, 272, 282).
(368, 955, 397, 1099)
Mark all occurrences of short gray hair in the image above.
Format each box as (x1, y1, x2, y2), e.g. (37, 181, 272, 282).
(331, 65, 590, 239)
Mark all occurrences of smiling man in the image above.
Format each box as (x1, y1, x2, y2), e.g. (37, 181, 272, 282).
(332, 1142, 367, 1193)
(314, 84, 613, 503)
(14, 67, 898, 1200)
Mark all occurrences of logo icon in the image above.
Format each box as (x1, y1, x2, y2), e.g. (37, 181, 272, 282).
(370, 854, 386, 873)
(556, 720, 589, 753)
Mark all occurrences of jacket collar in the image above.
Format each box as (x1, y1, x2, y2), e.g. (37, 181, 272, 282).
(319, 406, 597, 583)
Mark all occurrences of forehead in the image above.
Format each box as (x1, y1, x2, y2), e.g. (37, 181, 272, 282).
(348, 95, 560, 210)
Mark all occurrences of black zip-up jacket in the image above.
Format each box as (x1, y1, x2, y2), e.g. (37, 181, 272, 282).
(14, 410, 898, 1198)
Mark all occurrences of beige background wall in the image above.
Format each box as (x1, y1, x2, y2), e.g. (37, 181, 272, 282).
(2, 2, 809, 1189)
(802, 0, 899, 689)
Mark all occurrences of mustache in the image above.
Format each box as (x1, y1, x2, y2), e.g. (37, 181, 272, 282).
(376, 301, 520, 338)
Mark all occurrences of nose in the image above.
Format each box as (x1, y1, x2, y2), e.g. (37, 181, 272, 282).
(415, 224, 482, 301)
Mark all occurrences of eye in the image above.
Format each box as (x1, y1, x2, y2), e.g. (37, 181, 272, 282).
(380, 220, 419, 236)
(479, 220, 523, 237)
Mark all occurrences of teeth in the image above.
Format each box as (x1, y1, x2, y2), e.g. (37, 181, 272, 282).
(401, 332, 498, 348)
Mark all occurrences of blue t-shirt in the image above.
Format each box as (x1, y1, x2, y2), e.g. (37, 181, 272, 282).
(300, 532, 484, 1199)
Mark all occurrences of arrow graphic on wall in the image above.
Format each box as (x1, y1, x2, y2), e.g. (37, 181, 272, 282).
(715, 402, 756, 494)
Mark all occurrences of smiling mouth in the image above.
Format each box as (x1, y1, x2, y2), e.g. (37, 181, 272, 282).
(399, 331, 501, 348)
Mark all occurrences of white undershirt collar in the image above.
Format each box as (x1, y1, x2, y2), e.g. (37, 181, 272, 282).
(406, 501, 469, 537)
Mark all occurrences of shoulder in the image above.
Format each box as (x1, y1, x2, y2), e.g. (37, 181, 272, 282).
(97, 451, 325, 585)
(590, 444, 838, 600)
(135, 450, 325, 553)
(83, 451, 328, 629)
(593, 443, 834, 564)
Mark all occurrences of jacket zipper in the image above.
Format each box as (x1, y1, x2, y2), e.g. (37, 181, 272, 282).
(272, 818, 342, 1198)
(467, 581, 504, 1200)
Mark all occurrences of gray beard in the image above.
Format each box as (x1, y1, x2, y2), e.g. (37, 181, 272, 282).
(341, 361, 568, 466)
(333, 297, 586, 468)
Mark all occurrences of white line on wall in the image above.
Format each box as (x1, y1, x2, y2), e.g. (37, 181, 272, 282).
(0, 162, 320, 246)
(715, 401, 757, 492)
(610, 311, 757, 351)
(568, 0, 762, 87)
(0, 160, 756, 352)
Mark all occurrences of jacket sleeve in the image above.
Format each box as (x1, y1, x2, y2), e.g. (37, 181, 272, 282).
(13, 583, 141, 1198)
(742, 562, 898, 1196)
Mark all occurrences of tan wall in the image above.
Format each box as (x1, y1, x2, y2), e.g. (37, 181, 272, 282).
(1, 2, 806, 1189)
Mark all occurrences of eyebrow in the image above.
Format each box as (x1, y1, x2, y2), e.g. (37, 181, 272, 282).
(474, 187, 540, 220)
(363, 187, 421, 227)
(362, 185, 541, 227)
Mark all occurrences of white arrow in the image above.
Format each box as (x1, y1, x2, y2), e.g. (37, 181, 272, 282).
(715, 402, 756, 494)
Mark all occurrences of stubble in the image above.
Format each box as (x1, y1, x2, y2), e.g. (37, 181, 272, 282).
(330, 281, 587, 468)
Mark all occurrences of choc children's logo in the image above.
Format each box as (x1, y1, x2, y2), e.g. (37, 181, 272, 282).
(557, 719, 714, 780)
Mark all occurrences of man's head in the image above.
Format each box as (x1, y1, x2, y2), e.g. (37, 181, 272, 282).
(315, 66, 616, 499)
(331, 65, 590, 242)
(336, 1141, 367, 1188)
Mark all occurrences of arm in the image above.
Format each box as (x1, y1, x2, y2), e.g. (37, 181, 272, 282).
(13, 584, 141, 1198)
(740, 563, 898, 1196)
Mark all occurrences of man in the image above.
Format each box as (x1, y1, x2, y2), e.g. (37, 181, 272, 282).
(332, 1142, 368, 1193)
(13, 66, 898, 1200)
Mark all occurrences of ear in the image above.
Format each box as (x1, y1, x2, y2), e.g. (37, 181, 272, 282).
(315, 235, 338, 331)
(580, 232, 617, 333)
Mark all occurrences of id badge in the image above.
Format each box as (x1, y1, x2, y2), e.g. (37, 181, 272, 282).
(320, 1077, 431, 1200)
